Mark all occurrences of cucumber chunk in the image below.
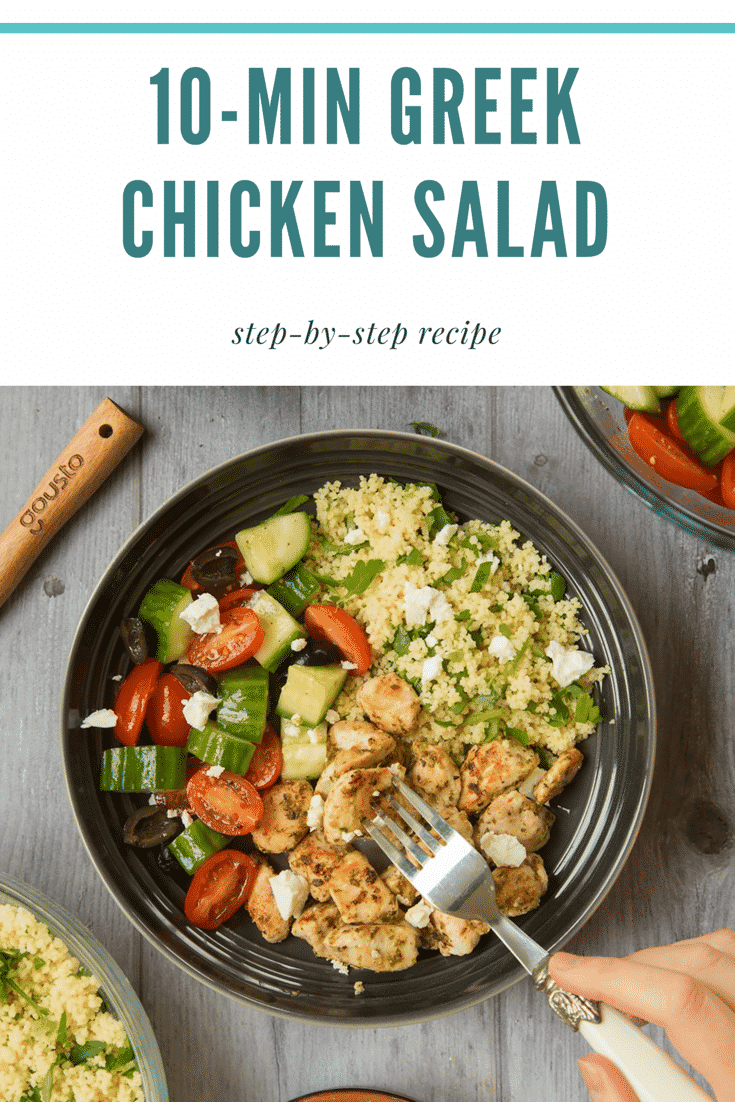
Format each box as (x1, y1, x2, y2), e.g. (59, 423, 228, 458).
(677, 386, 735, 466)
(601, 386, 660, 413)
(236, 511, 312, 585)
(216, 666, 269, 741)
(652, 386, 680, 398)
(280, 720, 328, 781)
(100, 746, 187, 792)
(186, 722, 257, 774)
(168, 819, 229, 874)
(267, 562, 322, 617)
(247, 591, 306, 671)
(138, 579, 194, 663)
(276, 663, 347, 728)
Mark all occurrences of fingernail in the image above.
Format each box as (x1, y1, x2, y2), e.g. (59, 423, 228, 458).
(578, 1057, 605, 1094)
(549, 951, 578, 972)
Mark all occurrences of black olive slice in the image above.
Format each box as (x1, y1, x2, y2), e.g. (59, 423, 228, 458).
(123, 806, 180, 848)
(120, 618, 149, 664)
(170, 663, 218, 696)
(292, 639, 344, 666)
(189, 545, 239, 595)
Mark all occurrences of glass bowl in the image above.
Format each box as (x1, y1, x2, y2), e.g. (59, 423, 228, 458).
(0, 873, 168, 1102)
(554, 386, 735, 551)
(62, 430, 655, 1024)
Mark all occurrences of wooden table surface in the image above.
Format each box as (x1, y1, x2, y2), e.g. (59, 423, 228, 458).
(1, 386, 732, 1102)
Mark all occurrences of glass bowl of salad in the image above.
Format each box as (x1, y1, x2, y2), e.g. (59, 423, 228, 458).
(555, 386, 735, 552)
(0, 873, 168, 1102)
(62, 430, 655, 1024)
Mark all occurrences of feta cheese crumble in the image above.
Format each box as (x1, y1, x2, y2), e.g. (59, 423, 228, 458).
(182, 690, 220, 731)
(290, 637, 308, 651)
(344, 526, 367, 545)
(181, 592, 221, 635)
(307, 793, 325, 831)
(375, 509, 391, 533)
(325, 709, 341, 725)
(545, 641, 595, 688)
(422, 655, 443, 685)
(488, 635, 517, 663)
(405, 900, 433, 928)
(480, 831, 527, 867)
(80, 708, 118, 729)
(403, 583, 454, 628)
(434, 522, 458, 545)
(269, 870, 310, 921)
(206, 764, 225, 778)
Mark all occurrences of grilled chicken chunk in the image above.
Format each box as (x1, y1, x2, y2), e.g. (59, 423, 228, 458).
(315, 732, 397, 798)
(492, 853, 548, 917)
(533, 748, 583, 804)
(291, 902, 343, 958)
(356, 673, 421, 736)
(381, 863, 420, 907)
(408, 741, 461, 807)
(458, 738, 540, 814)
(323, 921, 421, 972)
(422, 909, 490, 957)
(475, 789, 555, 853)
(246, 856, 292, 942)
(288, 830, 351, 902)
(329, 850, 401, 924)
(250, 780, 313, 854)
(322, 765, 399, 844)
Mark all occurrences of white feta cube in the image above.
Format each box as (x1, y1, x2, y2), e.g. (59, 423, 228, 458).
(422, 655, 443, 685)
(307, 794, 325, 831)
(488, 635, 517, 663)
(405, 899, 434, 928)
(182, 690, 220, 731)
(181, 592, 221, 635)
(269, 870, 310, 921)
(80, 709, 118, 729)
(434, 523, 458, 545)
(480, 831, 527, 867)
(344, 526, 367, 545)
(545, 641, 595, 688)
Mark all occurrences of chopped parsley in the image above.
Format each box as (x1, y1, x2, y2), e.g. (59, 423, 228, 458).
(409, 420, 442, 437)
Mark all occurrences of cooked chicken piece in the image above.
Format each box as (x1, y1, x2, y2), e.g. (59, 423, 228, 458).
(408, 741, 460, 807)
(323, 921, 421, 972)
(458, 738, 540, 814)
(250, 780, 313, 853)
(533, 748, 583, 804)
(421, 909, 490, 957)
(329, 850, 401, 924)
(356, 673, 421, 736)
(381, 863, 420, 907)
(475, 789, 555, 853)
(246, 856, 291, 942)
(288, 830, 351, 902)
(322, 766, 399, 844)
(315, 732, 397, 798)
(433, 802, 474, 844)
(328, 719, 385, 751)
(291, 902, 343, 958)
(492, 853, 548, 917)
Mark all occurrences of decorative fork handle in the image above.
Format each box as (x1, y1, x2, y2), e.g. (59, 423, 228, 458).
(532, 962, 713, 1102)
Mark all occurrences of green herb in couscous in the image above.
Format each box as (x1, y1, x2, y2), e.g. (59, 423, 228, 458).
(0, 904, 144, 1102)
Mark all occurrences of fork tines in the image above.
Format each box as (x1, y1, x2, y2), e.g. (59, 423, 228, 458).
(365, 779, 455, 878)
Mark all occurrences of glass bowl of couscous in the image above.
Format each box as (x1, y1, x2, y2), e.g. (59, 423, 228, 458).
(63, 430, 655, 1024)
(0, 874, 167, 1102)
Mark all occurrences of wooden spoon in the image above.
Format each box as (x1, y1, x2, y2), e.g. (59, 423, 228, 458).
(0, 398, 144, 608)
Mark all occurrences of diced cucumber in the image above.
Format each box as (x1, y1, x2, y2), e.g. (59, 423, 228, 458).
(280, 720, 328, 781)
(216, 666, 269, 741)
(652, 386, 680, 398)
(247, 591, 306, 671)
(100, 746, 187, 792)
(276, 663, 347, 728)
(601, 386, 660, 413)
(138, 579, 194, 663)
(267, 562, 322, 617)
(168, 819, 229, 874)
(677, 386, 735, 466)
(186, 722, 257, 774)
(235, 511, 312, 585)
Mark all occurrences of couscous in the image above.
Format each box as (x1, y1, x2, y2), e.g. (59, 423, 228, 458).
(0, 903, 144, 1102)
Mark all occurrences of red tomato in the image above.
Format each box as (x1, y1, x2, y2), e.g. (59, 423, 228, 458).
(304, 605, 372, 676)
(245, 726, 283, 790)
(627, 412, 719, 494)
(184, 850, 257, 929)
(218, 587, 260, 612)
(186, 768, 264, 835)
(180, 541, 247, 596)
(113, 658, 163, 746)
(146, 672, 191, 747)
(665, 399, 687, 444)
(186, 606, 264, 673)
(719, 450, 735, 509)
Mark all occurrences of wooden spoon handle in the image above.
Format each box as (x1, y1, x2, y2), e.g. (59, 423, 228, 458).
(0, 398, 144, 609)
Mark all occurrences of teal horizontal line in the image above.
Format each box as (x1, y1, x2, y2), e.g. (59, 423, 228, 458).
(0, 22, 734, 33)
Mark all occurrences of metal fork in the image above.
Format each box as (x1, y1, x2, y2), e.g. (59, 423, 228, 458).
(365, 780, 712, 1102)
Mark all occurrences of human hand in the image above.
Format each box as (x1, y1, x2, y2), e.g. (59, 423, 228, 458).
(548, 928, 735, 1102)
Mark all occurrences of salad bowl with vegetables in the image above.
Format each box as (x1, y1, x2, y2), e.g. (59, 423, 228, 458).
(63, 431, 654, 1023)
(555, 386, 735, 551)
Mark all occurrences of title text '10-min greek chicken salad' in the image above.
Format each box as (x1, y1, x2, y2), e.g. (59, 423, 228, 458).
(83, 475, 608, 976)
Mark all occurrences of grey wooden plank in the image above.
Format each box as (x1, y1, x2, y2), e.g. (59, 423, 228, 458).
(1, 385, 732, 1102)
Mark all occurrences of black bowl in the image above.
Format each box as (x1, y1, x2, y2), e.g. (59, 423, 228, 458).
(62, 430, 655, 1024)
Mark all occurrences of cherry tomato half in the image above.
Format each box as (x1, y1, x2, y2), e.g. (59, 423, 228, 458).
(218, 587, 260, 612)
(627, 412, 719, 495)
(186, 768, 264, 835)
(245, 726, 283, 791)
(304, 605, 372, 676)
(186, 606, 264, 673)
(665, 398, 688, 444)
(146, 672, 191, 747)
(184, 850, 257, 929)
(113, 658, 163, 746)
(721, 450, 735, 510)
